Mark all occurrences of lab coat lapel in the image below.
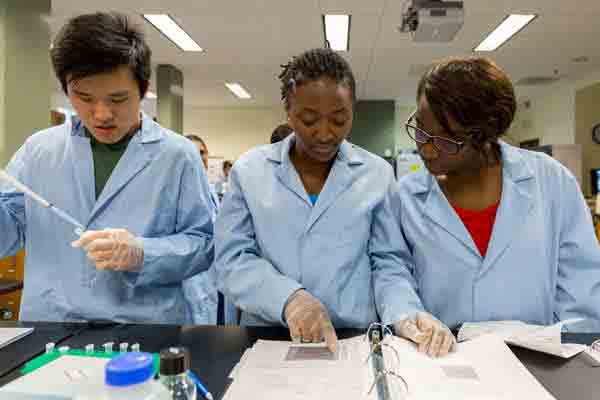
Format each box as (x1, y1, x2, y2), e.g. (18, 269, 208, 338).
(482, 144, 534, 273)
(69, 124, 96, 223)
(304, 141, 358, 233)
(275, 161, 310, 205)
(270, 134, 311, 205)
(87, 137, 151, 225)
(424, 179, 480, 257)
(87, 115, 160, 225)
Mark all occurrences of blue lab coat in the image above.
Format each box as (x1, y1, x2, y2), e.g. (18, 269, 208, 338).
(377, 142, 600, 330)
(214, 134, 404, 327)
(0, 114, 215, 323)
(183, 191, 219, 325)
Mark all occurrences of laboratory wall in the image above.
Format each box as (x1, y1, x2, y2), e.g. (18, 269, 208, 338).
(0, 0, 52, 167)
(183, 105, 286, 161)
(350, 100, 396, 158)
(575, 82, 600, 196)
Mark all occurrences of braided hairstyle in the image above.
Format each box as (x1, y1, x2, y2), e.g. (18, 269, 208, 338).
(279, 48, 356, 110)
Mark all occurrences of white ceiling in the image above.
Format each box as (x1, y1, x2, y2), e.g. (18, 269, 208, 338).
(49, 0, 600, 108)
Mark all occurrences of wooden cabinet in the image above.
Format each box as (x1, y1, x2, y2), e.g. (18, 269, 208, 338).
(0, 290, 22, 320)
(0, 250, 24, 321)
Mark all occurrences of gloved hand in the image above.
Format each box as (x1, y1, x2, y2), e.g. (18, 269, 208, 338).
(284, 289, 338, 353)
(393, 312, 456, 357)
(72, 229, 144, 272)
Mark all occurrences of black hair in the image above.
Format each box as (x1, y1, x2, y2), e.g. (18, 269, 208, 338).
(417, 57, 516, 164)
(270, 123, 293, 144)
(223, 160, 233, 170)
(185, 134, 207, 148)
(51, 12, 151, 98)
(278, 48, 356, 110)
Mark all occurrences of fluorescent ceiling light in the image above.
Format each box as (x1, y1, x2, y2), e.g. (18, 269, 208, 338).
(225, 83, 252, 99)
(323, 15, 350, 51)
(145, 91, 157, 99)
(143, 14, 203, 52)
(475, 14, 537, 52)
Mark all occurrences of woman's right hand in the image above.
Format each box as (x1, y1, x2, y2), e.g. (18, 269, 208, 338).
(284, 289, 338, 353)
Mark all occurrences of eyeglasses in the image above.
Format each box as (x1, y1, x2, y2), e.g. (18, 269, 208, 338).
(405, 110, 464, 155)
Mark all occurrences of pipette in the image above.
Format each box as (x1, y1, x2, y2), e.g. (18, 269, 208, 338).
(0, 169, 85, 235)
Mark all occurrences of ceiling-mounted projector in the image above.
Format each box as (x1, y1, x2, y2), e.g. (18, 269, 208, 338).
(399, 0, 464, 42)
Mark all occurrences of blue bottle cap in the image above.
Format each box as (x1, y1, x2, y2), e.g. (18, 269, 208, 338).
(105, 352, 154, 387)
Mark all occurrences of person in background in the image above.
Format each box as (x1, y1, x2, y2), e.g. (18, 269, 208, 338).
(184, 135, 238, 325)
(215, 48, 404, 351)
(0, 12, 214, 323)
(378, 57, 600, 357)
(215, 160, 233, 199)
(180, 135, 219, 325)
(185, 135, 220, 210)
(270, 123, 293, 144)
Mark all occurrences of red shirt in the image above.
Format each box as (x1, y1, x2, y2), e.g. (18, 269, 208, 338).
(452, 201, 500, 258)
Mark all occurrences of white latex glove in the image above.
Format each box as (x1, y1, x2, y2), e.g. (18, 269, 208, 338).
(284, 290, 338, 353)
(394, 311, 456, 357)
(72, 229, 144, 272)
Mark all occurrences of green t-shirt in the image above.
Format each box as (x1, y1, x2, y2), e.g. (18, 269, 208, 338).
(85, 128, 135, 199)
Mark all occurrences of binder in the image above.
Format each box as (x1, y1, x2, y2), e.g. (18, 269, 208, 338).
(366, 323, 407, 400)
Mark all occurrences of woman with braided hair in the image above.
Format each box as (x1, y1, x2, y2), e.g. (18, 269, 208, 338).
(214, 48, 404, 351)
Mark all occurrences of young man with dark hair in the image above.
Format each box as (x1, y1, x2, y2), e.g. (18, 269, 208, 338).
(0, 12, 215, 323)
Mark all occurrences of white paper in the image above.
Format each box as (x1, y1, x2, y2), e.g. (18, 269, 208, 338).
(223, 334, 555, 400)
(222, 337, 369, 400)
(382, 334, 556, 400)
(0, 356, 108, 397)
(458, 320, 540, 342)
(0, 327, 34, 350)
(458, 319, 587, 358)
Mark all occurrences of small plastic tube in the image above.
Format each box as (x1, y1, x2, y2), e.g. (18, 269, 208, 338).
(103, 342, 114, 354)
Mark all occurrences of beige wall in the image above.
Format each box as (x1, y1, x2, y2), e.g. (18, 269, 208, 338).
(0, 4, 6, 157)
(509, 83, 575, 146)
(0, 0, 51, 166)
(186, 103, 419, 162)
(575, 82, 600, 196)
(505, 67, 600, 196)
(157, 64, 184, 134)
(508, 67, 600, 149)
(184, 106, 286, 161)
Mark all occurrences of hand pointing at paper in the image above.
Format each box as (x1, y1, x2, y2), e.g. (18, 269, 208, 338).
(394, 312, 456, 358)
(284, 290, 338, 353)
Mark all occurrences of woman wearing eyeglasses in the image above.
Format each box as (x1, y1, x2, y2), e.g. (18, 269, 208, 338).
(376, 57, 600, 357)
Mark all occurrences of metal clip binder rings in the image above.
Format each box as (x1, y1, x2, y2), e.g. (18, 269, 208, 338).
(365, 322, 409, 400)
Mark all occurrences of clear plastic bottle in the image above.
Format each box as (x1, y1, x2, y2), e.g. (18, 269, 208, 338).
(159, 347, 197, 400)
(100, 352, 170, 400)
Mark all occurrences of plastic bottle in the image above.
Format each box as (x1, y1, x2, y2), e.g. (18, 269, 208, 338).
(100, 352, 169, 399)
(159, 347, 197, 400)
